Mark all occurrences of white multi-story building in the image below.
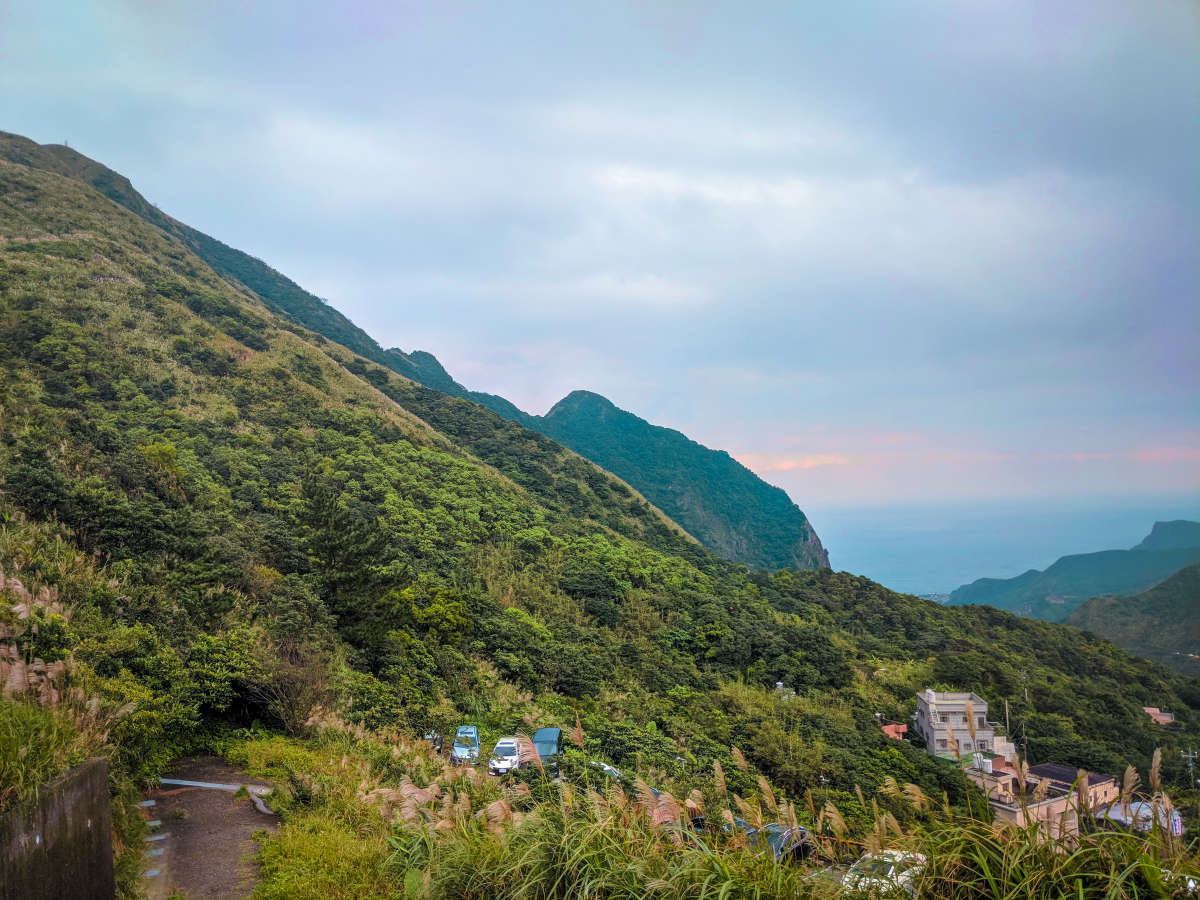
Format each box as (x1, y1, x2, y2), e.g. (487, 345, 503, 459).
(914, 689, 1015, 761)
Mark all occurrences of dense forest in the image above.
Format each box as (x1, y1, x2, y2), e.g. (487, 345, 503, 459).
(2, 145, 1198, 896)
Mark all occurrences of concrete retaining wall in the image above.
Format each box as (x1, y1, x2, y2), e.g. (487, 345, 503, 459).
(1, 757, 114, 900)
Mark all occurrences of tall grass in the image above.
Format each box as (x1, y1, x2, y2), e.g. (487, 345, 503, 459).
(917, 819, 1194, 899)
(240, 717, 1200, 900)
(0, 697, 93, 809)
(393, 796, 836, 900)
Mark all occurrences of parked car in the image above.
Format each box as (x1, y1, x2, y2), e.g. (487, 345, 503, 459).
(532, 727, 564, 772)
(422, 731, 444, 753)
(842, 850, 926, 896)
(489, 737, 521, 776)
(588, 760, 623, 782)
(450, 725, 480, 766)
(748, 823, 816, 865)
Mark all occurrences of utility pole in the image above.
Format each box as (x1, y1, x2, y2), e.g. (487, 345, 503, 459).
(1183, 748, 1199, 823)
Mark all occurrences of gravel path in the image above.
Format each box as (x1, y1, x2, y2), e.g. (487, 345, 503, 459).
(141, 756, 277, 899)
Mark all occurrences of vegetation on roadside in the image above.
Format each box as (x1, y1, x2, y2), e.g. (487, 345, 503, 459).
(230, 719, 1200, 899)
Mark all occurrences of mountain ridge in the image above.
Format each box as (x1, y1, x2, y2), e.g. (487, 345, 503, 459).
(0, 130, 828, 572)
(949, 521, 1200, 621)
(529, 390, 829, 570)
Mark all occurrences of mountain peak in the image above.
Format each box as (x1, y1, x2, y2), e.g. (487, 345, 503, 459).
(545, 390, 617, 417)
(1132, 520, 1200, 552)
(534, 391, 829, 571)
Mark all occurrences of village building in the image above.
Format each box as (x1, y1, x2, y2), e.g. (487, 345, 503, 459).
(913, 689, 1016, 761)
(1143, 706, 1175, 726)
(960, 755, 1079, 838)
(1026, 763, 1119, 809)
(957, 755, 1123, 840)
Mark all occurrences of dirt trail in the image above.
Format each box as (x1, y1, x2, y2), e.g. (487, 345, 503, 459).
(141, 756, 277, 899)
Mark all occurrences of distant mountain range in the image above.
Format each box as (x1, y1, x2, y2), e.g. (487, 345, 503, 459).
(948, 520, 1200, 621)
(0, 131, 827, 571)
(1065, 564, 1200, 677)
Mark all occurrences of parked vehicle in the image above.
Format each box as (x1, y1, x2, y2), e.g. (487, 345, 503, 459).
(488, 737, 521, 776)
(842, 850, 926, 896)
(451, 725, 480, 766)
(588, 760, 623, 782)
(423, 731, 444, 753)
(1160, 869, 1198, 896)
(748, 823, 815, 865)
(532, 727, 564, 772)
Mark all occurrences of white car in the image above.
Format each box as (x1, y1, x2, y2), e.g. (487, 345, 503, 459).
(488, 738, 520, 776)
(842, 850, 926, 896)
(1161, 869, 1198, 896)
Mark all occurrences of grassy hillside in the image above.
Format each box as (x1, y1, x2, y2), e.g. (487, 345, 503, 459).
(0, 131, 829, 573)
(2, 147, 1199, 895)
(1066, 564, 1200, 677)
(949, 522, 1200, 621)
(0, 130, 450, 388)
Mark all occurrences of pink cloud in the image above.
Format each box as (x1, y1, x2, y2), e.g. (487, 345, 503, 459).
(1132, 446, 1200, 464)
(1039, 447, 1200, 464)
(734, 452, 851, 473)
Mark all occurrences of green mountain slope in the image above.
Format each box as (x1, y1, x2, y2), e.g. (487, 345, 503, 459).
(530, 391, 828, 571)
(0, 131, 827, 572)
(948, 521, 1200, 621)
(0, 130, 461, 390)
(1, 141, 1198, 839)
(1065, 564, 1200, 676)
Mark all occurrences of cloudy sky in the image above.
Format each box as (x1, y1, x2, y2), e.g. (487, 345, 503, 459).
(3, 1, 1198, 585)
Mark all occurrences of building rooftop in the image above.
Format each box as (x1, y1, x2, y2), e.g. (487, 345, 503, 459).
(921, 690, 987, 704)
(1028, 763, 1116, 787)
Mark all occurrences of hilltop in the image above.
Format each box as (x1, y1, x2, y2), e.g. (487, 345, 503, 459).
(948, 521, 1200, 620)
(0, 130, 829, 573)
(1065, 564, 1200, 677)
(531, 390, 829, 570)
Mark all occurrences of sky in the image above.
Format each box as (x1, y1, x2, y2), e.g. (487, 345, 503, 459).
(2, 1, 1198, 590)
